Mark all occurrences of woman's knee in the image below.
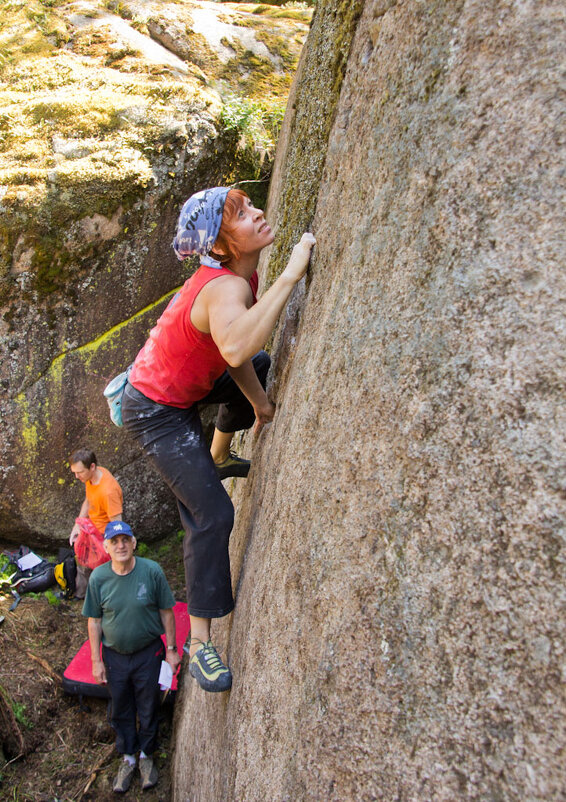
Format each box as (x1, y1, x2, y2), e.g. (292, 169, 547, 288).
(180, 491, 234, 543)
(210, 496, 235, 537)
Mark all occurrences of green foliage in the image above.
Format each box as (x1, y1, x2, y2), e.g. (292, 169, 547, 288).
(0, 554, 16, 594)
(44, 589, 60, 606)
(0, 684, 32, 739)
(220, 95, 285, 159)
(12, 700, 31, 728)
(136, 542, 149, 557)
(0, 559, 15, 592)
(218, 95, 284, 195)
(158, 543, 172, 558)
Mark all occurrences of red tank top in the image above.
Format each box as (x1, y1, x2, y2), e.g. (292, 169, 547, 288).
(129, 266, 258, 408)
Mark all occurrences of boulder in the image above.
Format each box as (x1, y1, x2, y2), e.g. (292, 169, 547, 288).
(172, 1, 565, 800)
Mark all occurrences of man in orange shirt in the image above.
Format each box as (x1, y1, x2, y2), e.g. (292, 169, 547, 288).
(69, 448, 123, 598)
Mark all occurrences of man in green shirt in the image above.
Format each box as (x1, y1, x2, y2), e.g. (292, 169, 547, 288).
(83, 520, 182, 794)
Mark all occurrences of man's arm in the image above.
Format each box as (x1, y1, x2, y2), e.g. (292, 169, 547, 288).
(227, 361, 275, 434)
(69, 496, 90, 545)
(87, 617, 107, 684)
(159, 608, 182, 672)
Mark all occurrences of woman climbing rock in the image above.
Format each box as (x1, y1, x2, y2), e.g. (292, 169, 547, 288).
(121, 186, 315, 692)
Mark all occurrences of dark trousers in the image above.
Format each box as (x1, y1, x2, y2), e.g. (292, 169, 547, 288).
(121, 351, 270, 618)
(103, 638, 164, 756)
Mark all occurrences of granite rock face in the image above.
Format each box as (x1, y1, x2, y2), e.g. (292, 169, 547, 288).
(172, 1, 565, 800)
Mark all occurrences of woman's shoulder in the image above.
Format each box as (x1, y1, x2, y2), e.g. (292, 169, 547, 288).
(199, 268, 251, 297)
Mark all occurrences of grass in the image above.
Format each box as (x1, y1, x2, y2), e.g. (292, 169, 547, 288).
(0, 682, 32, 730)
(44, 589, 61, 606)
(217, 94, 285, 190)
(11, 699, 32, 729)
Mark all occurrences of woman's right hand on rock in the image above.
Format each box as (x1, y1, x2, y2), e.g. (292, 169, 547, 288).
(283, 233, 316, 283)
(253, 397, 276, 435)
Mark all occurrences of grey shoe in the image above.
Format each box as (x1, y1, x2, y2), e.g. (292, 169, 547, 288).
(140, 756, 158, 790)
(113, 760, 135, 793)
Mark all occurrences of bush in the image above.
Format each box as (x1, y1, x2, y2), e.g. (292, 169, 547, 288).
(220, 95, 285, 158)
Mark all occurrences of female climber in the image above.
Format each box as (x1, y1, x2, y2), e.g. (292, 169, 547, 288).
(121, 186, 315, 692)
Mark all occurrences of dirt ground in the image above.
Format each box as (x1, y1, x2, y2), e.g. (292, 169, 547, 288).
(0, 533, 186, 802)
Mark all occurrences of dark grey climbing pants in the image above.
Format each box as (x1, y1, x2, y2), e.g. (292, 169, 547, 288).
(121, 351, 270, 618)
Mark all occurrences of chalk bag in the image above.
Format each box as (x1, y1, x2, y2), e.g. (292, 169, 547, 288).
(103, 365, 132, 427)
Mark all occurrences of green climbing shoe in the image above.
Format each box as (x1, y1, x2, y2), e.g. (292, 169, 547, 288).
(189, 640, 232, 692)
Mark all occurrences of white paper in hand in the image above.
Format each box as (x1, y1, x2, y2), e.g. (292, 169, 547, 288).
(158, 660, 173, 690)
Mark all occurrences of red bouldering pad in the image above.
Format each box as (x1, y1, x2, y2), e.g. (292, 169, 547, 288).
(62, 601, 190, 700)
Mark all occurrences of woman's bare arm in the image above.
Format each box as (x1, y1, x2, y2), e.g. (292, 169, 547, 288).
(207, 234, 315, 367)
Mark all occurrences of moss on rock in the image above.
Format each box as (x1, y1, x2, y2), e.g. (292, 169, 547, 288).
(264, 0, 364, 287)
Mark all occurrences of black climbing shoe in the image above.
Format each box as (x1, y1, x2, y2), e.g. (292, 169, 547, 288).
(214, 452, 250, 480)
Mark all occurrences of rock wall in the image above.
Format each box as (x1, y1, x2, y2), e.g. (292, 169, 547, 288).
(0, 112, 223, 545)
(172, 1, 565, 800)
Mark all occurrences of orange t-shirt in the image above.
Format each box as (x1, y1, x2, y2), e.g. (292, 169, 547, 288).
(86, 467, 123, 535)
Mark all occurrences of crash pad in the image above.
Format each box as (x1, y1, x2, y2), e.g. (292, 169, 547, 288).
(62, 601, 190, 700)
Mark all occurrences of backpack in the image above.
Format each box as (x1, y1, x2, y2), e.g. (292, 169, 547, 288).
(10, 559, 56, 594)
(2, 545, 30, 565)
(54, 549, 77, 599)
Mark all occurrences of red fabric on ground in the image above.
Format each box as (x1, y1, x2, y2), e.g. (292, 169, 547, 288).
(63, 602, 190, 694)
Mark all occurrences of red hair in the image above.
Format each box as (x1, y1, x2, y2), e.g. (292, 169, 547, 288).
(210, 189, 249, 266)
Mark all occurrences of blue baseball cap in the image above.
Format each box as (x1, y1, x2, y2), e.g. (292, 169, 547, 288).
(104, 521, 134, 540)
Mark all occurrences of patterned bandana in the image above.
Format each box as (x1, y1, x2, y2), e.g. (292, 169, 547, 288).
(172, 186, 230, 268)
